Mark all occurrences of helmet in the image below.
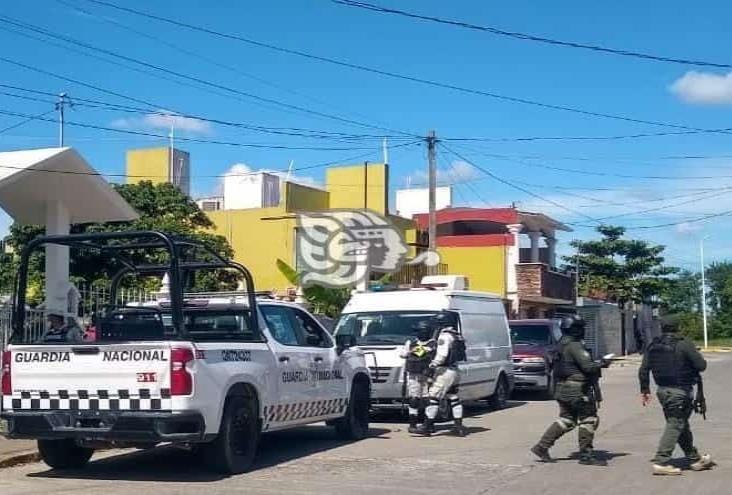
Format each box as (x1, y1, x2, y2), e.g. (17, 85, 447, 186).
(560, 315, 586, 339)
(413, 320, 434, 341)
(433, 311, 458, 333)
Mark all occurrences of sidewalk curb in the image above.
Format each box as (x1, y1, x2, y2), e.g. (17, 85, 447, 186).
(0, 450, 39, 469)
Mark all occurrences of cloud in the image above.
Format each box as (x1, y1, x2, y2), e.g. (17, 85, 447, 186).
(670, 71, 732, 105)
(405, 159, 481, 187)
(111, 110, 213, 135)
(676, 221, 703, 236)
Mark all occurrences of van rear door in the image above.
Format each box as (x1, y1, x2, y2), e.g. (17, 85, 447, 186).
(2, 343, 174, 413)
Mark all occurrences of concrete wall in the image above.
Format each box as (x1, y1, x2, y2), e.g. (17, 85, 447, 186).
(326, 163, 388, 214)
(436, 245, 506, 295)
(126, 147, 169, 187)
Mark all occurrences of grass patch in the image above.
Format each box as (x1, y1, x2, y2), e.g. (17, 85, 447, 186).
(694, 338, 732, 348)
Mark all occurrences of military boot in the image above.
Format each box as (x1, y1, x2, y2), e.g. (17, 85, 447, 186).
(407, 415, 419, 434)
(415, 418, 435, 436)
(530, 445, 553, 463)
(451, 418, 467, 437)
(690, 454, 714, 472)
(653, 464, 682, 476)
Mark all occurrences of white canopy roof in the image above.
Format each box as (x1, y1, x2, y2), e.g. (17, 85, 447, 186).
(0, 147, 138, 225)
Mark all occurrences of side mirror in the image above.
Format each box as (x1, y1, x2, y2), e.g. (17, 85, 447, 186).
(336, 334, 356, 354)
(306, 334, 322, 347)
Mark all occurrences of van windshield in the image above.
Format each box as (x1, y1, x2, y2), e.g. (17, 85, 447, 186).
(510, 324, 551, 345)
(333, 311, 443, 345)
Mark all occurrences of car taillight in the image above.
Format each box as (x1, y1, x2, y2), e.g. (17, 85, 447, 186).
(1, 351, 11, 396)
(170, 348, 194, 396)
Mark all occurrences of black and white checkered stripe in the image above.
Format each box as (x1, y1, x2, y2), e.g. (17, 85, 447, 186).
(263, 398, 348, 424)
(2, 389, 172, 411)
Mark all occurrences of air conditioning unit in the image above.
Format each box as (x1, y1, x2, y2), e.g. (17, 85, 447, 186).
(420, 275, 469, 290)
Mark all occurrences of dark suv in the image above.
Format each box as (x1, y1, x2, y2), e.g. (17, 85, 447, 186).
(509, 319, 562, 398)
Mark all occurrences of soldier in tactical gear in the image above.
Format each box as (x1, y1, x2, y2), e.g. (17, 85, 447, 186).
(639, 317, 713, 476)
(400, 319, 437, 433)
(416, 311, 468, 437)
(531, 315, 609, 466)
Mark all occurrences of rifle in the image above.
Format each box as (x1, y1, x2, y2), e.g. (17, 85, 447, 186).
(694, 374, 707, 420)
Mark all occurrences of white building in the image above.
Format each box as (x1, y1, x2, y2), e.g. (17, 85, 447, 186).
(395, 186, 452, 219)
(223, 171, 281, 210)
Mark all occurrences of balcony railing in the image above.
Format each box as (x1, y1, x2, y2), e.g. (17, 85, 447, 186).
(517, 263, 575, 302)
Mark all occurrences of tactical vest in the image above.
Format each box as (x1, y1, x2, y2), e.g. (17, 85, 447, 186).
(646, 335, 697, 389)
(553, 337, 587, 383)
(405, 339, 435, 374)
(443, 331, 467, 367)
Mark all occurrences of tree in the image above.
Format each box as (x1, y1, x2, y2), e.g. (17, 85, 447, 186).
(0, 181, 236, 300)
(564, 225, 677, 305)
(276, 259, 350, 317)
(660, 270, 701, 314)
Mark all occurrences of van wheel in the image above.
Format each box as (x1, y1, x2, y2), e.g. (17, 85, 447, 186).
(488, 375, 509, 410)
(203, 396, 260, 474)
(335, 381, 370, 440)
(38, 439, 93, 470)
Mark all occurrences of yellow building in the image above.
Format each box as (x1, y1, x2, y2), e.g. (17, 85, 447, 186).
(204, 162, 419, 292)
(126, 147, 190, 195)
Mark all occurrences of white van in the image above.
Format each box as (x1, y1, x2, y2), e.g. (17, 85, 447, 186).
(333, 280, 513, 411)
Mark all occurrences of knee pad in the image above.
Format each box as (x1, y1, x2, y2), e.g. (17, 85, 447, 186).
(448, 395, 460, 406)
(556, 417, 576, 432)
(428, 397, 440, 407)
(578, 416, 599, 433)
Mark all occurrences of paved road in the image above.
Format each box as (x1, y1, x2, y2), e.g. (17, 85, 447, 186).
(1, 354, 729, 495)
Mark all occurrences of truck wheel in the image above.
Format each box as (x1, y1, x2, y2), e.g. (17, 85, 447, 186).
(335, 381, 370, 440)
(203, 396, 260, 474)
(38, 439, 93, 470)
(488, 375, 509, 410)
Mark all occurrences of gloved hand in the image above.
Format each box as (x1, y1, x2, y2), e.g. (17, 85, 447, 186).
(600, 358, 611, 369)
(424, 365, 436, 379)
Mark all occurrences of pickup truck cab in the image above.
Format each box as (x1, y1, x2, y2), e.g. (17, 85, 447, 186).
(1, 231, 371, 474)
(509, 319, 562, 398)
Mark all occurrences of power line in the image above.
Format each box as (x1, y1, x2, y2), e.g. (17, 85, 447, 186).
(56, 0, 404, 137)
(0, 14, 417, 138)
(0, 109, 55, 135)
(0, 83, 412, 142)
(442, 128, 732, 143)
(441, 143, 602, 224)
(0, 107, 410, 152)
(81, 0, 732, 135)
(453, 145, 732, 181)
(333, 0, 732, 69)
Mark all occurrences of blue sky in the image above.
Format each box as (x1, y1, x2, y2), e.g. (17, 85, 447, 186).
(2, 0, 732, 269)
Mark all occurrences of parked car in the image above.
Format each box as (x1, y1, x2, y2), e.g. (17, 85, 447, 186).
(509, 319, 562, 398)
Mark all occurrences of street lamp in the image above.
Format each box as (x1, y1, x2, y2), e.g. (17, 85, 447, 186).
(700, 236, 710, 349)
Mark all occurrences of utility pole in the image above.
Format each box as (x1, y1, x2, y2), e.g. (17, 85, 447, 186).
(427, 130, 437, 272)
(700, 236, 709, 349)
(169, 120, 175, 183)
(56, 93, 71, 147)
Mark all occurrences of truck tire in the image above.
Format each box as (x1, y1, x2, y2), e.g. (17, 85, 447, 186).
(334, 381, 370, 440)
(38, 439, 93, 470)
(488, 375, 509, 410)
(203, 396, 260, 474)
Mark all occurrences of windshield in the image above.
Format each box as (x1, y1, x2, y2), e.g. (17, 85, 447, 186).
(510, 324, 551, 346)
(333, 311, 445, 345)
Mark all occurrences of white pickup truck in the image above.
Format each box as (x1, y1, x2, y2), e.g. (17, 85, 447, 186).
(1, 231, 370, 474)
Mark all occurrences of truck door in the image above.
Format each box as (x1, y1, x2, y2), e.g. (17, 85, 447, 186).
(290, 308, 347, 409)
(259, 305, 314, 426)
